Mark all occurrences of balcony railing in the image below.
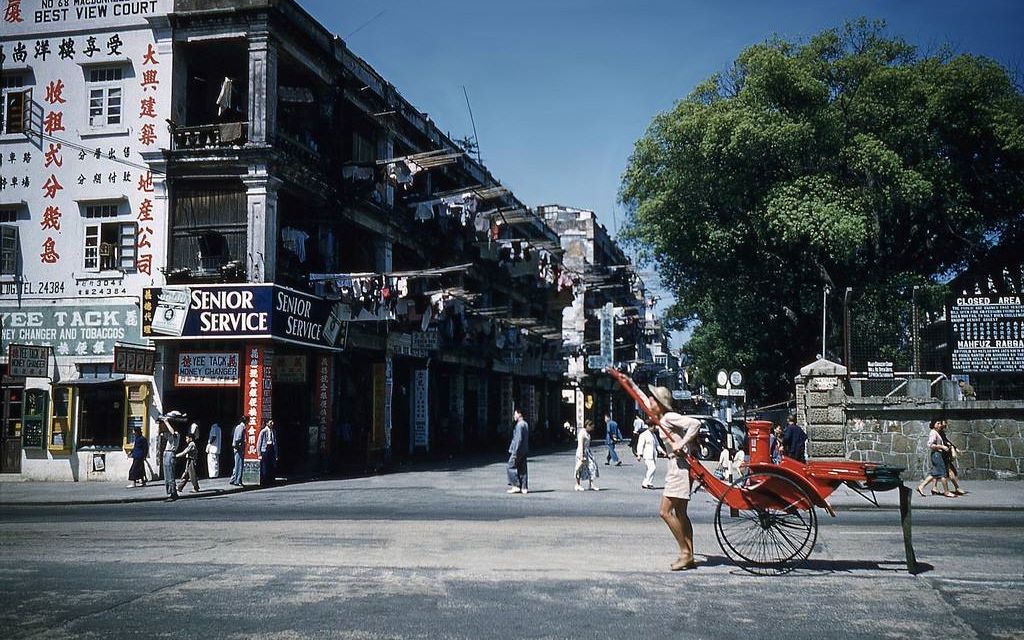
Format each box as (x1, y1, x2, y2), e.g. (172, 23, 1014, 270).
(170, 122, 249, 150)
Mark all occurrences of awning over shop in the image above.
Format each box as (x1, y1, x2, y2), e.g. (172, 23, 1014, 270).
(56, 375, 126, 387)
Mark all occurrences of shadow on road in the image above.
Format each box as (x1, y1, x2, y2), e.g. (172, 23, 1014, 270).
(697, 554, 933, 576)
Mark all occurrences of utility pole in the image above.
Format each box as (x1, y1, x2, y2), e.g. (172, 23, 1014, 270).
(821, 285, 831, 359)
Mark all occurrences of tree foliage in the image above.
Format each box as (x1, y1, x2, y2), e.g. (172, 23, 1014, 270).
(619, 19, 1024, 401)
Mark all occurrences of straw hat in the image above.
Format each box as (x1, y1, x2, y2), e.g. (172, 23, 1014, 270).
(647, 385, 673, 411)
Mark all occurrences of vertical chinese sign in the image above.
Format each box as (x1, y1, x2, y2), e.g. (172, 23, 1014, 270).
(242, 344, 265, 485)
(412, 368, 429, 450)
(314, 355, 333, 464)
(135, 42, 160, 276)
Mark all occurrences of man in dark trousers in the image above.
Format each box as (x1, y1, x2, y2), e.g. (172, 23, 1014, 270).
(782, 414, 808, 462)
(604, 412, 623, 465)
(506, 408, 529, 494)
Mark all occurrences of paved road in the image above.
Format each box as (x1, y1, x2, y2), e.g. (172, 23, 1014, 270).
(2, 448, 1022, 639)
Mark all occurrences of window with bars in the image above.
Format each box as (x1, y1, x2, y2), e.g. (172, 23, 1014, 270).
(1, 225, 19, 275)
(84, 203, 120, 218)
(87, 66, 124, 129)
(1, 73, 29, 135)
(84, 221, 137, 272)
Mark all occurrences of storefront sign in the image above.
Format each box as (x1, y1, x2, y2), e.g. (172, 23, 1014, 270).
(176, 352, 240, 387)
(413, 368, 429, 449)
(371, 362, 385, 450)
(950, 294, 1024, 372)
(314, 355, 333, 456)
(113, 345, 156, 375)
(384, 355, 393, 451)
(141, 284, 340, 349)
(241, 345, 271, 484)
(411, 328, 439, 352)
(1, 305, 141, 357)
(274, 354, 307, 383)
(7, 344, 50, 378)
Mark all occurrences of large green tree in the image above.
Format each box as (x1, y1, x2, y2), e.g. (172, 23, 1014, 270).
(620, 19, 1024, 402)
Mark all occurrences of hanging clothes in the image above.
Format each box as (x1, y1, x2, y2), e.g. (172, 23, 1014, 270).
(216, 77, 233, 116)
(280, 227, 310, 263)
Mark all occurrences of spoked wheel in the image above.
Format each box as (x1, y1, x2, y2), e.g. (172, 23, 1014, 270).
(714, 471, 818, 576)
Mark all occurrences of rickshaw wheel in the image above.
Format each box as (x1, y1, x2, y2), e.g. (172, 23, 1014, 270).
(714, 471, 818, 576)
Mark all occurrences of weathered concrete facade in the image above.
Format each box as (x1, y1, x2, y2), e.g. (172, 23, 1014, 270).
(796, 359, 1023, 479)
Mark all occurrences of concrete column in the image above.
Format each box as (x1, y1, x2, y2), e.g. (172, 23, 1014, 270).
(374, 236, 393, 273)
(247, 35, 277, 145)
(377, 133, 394, 208)
(242, 170, 282, 282)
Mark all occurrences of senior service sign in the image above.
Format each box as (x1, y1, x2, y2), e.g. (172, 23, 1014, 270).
(141, 284, 341, 349)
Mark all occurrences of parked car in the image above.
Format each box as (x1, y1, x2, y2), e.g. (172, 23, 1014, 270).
(684, 415, 748, 461)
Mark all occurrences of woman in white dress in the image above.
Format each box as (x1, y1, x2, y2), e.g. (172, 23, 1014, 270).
(648, 385, 701, 571)
(574, 420, 600, 491)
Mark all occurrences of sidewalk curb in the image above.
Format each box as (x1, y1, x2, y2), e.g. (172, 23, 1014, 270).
(0, 475, 321, 507)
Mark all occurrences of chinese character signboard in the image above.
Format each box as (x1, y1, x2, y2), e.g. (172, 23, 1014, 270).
(413, 368, 429, 449)
(7, 343, 50, 377)
(175, 352, 239, 387)
(113, 344, 156, 375)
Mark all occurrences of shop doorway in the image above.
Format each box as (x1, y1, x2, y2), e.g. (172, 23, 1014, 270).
(164, 386, 241, 476)
(77, 384, 124, 448)
(1, 383, 24, 473)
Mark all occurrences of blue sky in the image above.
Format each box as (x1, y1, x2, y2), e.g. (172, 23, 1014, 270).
(302, 0, 1024, 346)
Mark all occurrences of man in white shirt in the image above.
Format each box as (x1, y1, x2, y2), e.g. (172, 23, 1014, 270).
(636, 422, 666, 489)
(206, 422, 222, 478)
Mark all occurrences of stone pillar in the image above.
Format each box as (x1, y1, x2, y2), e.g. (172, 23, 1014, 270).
(247, 35, 277, 145)
(242, 170, 282, 282)
(796, 358, 848, 460)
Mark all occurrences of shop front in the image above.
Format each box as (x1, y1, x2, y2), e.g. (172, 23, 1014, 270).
(1, 305, 158, 482)
(142, 283, 341, 484)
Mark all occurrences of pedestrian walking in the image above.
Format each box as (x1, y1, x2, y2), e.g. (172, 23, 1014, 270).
(506, 408, 529, 494)
(604, 413, 623, 465)
(230, 416, 246, 486)
(916, 419, 955, 497)
(206, 422, 222, 478)
(715, 434, 746, 483)
(160, 417, 180, 502)
(126, 426, 148, 488)
(938, 420, 967, 496)
(630, 411, 645, 457)
(257, 419, 278, 486)
(769, 423, 784, 464)
(636, 422, 665, 489)
(175, 429, 201, 493)
(647, 385, 701, 571)
(782, 414, 808, 462)
(574, 420, 600, 491)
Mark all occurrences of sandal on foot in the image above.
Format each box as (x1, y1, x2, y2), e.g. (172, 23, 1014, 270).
(953, 489, 967, 495)
(943, 492, 957, 497)
(915, 487, 926, 497)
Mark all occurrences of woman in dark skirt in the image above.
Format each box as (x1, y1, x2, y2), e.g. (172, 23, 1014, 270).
(127, 426, 149, 488)
(938, 420, 966, 495)
(916, 419, 954, 497)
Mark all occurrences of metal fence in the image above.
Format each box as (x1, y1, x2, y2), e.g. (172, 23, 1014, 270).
(843, 284, 1022, 399)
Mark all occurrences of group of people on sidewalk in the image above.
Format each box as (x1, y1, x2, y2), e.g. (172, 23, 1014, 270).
(127, 413, 279, 502)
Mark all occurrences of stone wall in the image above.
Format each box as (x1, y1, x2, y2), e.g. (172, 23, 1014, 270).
(795, 359, 1023, 479)
(845, 401, 1024, 480)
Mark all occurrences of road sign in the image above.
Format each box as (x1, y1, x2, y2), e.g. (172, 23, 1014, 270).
(716, 388, 746, 397)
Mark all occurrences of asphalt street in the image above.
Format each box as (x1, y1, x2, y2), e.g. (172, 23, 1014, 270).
(1, 446, 1022, 640)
